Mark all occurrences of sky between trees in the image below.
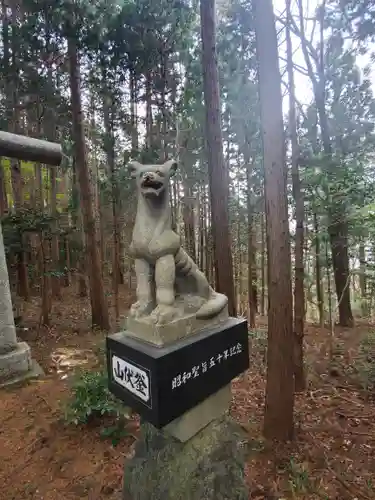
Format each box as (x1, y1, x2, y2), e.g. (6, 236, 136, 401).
(274, 0, 375, 111)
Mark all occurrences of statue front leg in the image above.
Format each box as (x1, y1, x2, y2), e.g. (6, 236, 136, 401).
(129, 259, 155, 318)
(150, 255, 177, 324)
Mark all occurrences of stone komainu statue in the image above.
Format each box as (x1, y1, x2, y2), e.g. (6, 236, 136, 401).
(128, 159, 228, 325)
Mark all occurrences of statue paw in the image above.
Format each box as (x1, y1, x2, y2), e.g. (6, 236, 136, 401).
(149, 304, 177, 324)
(129, 300, 154, 318)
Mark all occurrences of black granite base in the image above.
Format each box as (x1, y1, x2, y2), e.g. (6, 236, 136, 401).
(107, 318, 249, 428)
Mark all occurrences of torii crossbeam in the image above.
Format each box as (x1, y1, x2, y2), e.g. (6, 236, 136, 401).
(0, 130, 63, 166)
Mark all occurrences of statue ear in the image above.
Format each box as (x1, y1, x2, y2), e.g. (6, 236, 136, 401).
(164, 159, 178, 177)
(129, 160, 142, 178)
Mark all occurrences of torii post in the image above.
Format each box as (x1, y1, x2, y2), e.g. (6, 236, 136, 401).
(0, 131, 62, 385)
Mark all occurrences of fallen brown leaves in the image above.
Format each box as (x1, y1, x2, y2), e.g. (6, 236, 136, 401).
(0, 286, 374, 499)
(231, 321, 375, 499)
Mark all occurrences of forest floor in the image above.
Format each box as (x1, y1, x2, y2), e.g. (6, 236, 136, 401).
(0, 283, 374, 500)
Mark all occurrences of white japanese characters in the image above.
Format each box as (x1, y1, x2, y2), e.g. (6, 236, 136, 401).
(112, 355, 150, 403)
(171, 342, 244, 390)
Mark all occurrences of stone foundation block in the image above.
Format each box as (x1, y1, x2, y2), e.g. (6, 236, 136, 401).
(164, 384, 231, 442)
(0, 341, 32, 380)
(122, 417, 248, 500)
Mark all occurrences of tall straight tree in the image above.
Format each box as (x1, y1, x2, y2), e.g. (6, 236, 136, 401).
(254, 0, 295, 440)
(295, 0, 353, 327)
(286, 0, 305, 392)
(68, 35, 110, 330)
(200, 0, 236, 316)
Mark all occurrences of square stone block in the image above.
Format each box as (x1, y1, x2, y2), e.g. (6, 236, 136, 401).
(0, 341, 32, 380)
(126, 306, 229, 346)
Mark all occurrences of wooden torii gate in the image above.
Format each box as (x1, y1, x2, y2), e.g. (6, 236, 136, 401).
(0, 130, 62, 386)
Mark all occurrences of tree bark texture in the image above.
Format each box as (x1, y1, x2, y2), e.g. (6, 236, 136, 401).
(260, 211, 266, 316)
(286, 0, 305, 392)
(103, 93, 120, 322)
(68, 37, 109, 330)
(246, 165, 257, 328)
(314, 213, 324, 327)
(254, 0, 295, 441)
(359, 238, 368, 316)
(200, 0, 236, 316)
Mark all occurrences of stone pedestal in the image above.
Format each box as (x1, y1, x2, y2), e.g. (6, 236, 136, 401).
(123, 417, 248, 500)
(107, 318, 249, 430)
(0, 223, 42, 387)
(126, 302, 229, 346)
(0, 341, 32, 379)
(108, 317, 250, 500)
(0, 327, 42, 388)
(110, 159, 249, 499)
(164, 385, 231, 442)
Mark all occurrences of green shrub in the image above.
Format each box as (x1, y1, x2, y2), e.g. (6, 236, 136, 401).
(64, 368, 130, 426)
(287, 458, 313, 495)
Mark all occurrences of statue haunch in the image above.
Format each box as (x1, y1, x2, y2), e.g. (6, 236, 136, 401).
(128, 159, 228, 325)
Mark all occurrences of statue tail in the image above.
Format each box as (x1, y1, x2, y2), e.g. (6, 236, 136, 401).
(196, 291, 228, 319)
(175, 248, 195, 275)
(175, 248, 228, 319)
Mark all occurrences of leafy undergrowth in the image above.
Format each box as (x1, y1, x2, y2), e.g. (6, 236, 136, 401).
(64, 367, 134, 446)
(0, 285, 374, 499)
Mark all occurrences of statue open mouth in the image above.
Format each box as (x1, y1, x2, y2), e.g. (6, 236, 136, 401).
(141, 178, 164, 194)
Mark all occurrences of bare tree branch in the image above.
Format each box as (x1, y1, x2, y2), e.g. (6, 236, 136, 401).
(276, 11, 320, 67)
(279, 55, 309, 76)
(281, 80, 309, 121)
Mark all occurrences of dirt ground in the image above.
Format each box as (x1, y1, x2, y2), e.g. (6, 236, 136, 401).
(0, 284, 374, 499)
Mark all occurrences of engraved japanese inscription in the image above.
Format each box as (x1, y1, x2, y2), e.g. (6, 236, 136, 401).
(112, 355, 151, 407)
(171, 342, 243, 390)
